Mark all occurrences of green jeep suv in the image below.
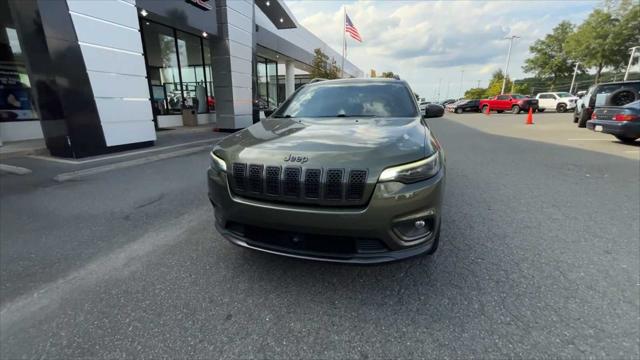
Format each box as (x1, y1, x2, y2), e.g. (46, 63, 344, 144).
(207, 79, 445, 263)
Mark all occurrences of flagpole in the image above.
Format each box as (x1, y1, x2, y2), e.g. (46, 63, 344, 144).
(341, 6, 346, 78)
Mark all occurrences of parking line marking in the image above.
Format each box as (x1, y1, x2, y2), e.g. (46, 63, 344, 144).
(567, 139, 611, 141)
(0, 164, 32, 175)
(53, 145, 210, 182)
(29, 139, 217, 165)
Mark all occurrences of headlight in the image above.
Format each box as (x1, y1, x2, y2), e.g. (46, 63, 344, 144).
(379, 152, 440, 183)
(209, 151, 227, 172)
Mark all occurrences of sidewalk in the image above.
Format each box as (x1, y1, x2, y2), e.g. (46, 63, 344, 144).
(0, 124, 227, 180)
(1, 124, 222, 161)
(0, 139, 47, 159)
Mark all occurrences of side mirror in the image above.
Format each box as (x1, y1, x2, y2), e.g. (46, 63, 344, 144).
(423, 104, 444, 118)
(263, 109, 274, 118)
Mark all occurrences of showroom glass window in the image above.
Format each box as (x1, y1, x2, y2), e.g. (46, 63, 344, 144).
(141, 21, 214, 115)
(0, 2, 38, 122)
(203, 41, 214, 112)
(256, 57, 279, 110)
(177, 31, 208, 113)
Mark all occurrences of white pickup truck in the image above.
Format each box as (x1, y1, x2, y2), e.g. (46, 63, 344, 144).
(535, 92, 579, 113)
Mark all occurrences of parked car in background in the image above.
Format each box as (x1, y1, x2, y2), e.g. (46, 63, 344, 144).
(419, 101, 431, 112)
(575, 81, 640, 127)
(574, 87, 594, 123)
(479, 94, 539, 114)
(444, 100, 462, 112)
(587, 100, 640, 143)
(535, 92, 578, 113)
(440, 99, 456, 107)
(451, 99, 480, 113)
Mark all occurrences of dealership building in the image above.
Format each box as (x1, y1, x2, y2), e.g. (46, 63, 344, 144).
(0, 0, 362, 157)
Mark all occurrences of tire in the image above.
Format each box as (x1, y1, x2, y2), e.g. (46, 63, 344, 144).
(608, 88, 639, 106)
(455, 108, 463, 114)
(482, 105, 489, 113)
(497, 110, 504, 113)
(538, 108, 545, 113)
(577, 111, 589, 128)
(512, 105, 520, 114)
(615, 135, 639, 144)
(556, 103, 567, 113)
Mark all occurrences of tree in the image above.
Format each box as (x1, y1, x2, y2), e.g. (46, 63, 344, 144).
(522, 21, 576, 88)
(484, 69, 512, 97)
(310, 48, 341, 79)
(380, 71, 396, 78)
(565, 9, 628, 83)
(464, 88, 486, 99)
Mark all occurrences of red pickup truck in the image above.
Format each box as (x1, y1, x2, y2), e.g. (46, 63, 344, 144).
(479, 94, 539, 114)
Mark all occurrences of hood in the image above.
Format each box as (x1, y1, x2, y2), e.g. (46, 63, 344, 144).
(215, 117, 433, 174)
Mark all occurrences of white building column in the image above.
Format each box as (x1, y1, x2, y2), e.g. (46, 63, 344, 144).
(285, 61, 295, 98)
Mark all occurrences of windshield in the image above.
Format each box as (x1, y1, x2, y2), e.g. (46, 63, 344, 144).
(273, 82, 419, 118)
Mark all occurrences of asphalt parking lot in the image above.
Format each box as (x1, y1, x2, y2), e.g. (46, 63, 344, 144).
(442, 110, 640, 160)
(1, 113, 638, 358)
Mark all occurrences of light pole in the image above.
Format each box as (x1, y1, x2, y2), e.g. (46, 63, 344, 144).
(501, 35, 520, 94)
(459, 69, 464, 98)
(569, 62, 580, 94)
(437, 78, 442, 102)
(624, 46, 639, 81)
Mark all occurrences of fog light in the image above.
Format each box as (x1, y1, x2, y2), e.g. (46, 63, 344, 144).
(393, 218, 433, 242)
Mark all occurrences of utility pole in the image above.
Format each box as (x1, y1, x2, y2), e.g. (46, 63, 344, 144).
(624, 46, 639, 81)
(501, 35, 520, 94)
(459, 69, 464, 98)
(569, 62, 580, 94)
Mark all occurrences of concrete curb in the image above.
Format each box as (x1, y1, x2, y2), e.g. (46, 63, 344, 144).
(0, 164, 33, 175)
(53, 145, 210, 182)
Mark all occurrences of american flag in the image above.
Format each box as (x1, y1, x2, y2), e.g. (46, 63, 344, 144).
(345, 14, 362, 42)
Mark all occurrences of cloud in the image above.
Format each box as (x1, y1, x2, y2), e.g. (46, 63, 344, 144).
(285, 0, 598, 99)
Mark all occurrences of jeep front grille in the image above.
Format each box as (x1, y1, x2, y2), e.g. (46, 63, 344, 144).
(230, 163, 369, 205)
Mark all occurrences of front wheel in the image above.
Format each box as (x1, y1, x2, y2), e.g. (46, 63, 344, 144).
(538, 108, 546, 113)
(512, 105, 520, 114)
(556, 103, 567, 113)
(615, 135, 639, 144)
(455, 108, 463, 114)
(577, 111, 589, 128)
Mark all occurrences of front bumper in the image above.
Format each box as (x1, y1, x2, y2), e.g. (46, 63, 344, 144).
(587, 120, 640, 138)
(207, 166, 445, 264)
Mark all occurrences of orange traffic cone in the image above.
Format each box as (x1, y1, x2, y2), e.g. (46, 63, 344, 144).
(485, 104, 491, 116)
(526, 107, 534, 125)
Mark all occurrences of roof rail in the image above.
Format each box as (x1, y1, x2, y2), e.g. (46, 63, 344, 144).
(308, 78, 328, 84)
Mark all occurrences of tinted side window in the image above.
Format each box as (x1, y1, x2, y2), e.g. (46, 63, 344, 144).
(497, 95, 509, 100)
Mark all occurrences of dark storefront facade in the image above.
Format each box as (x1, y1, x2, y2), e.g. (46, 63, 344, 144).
(0, 0, 362, 157)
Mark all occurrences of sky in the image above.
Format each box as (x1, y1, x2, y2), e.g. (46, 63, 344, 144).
(284, 0, 600, 100)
